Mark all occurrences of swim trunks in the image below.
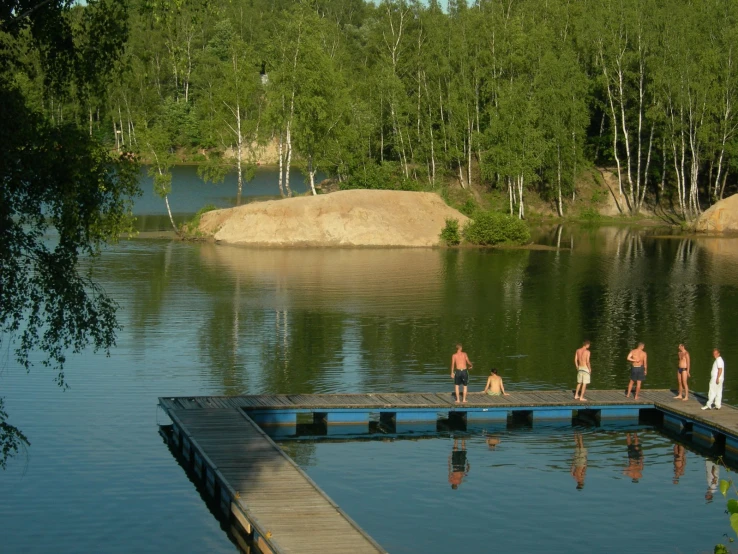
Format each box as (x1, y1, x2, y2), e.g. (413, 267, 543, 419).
(678, 367, 688, 374)
(486, 390, 501, 396)
(630, 366, 645, 381)
(451, 450, 467, 472)
(454, 369, 469, 386)
(577, 368, 591, 384)
(628, 444, 643, 460)
(573, 447, 588, 468)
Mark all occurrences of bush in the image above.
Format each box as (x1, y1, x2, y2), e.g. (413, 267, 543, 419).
(579, 207, 602, 223)
(181, 204, 218, 238)
(340, 162, 422, 191)
(459, 197, 477, 217)
(462, 212, 531, 246)
(440, 218, 461, 245)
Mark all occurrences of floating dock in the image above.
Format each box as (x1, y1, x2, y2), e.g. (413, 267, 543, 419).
(159, 389, 738, 553)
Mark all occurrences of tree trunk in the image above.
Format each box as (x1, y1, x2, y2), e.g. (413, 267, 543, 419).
(517, 175, 525, 219)
(556, 145, 563, 217)
(236, 103, 243, 206)
(164, 194, 177, 233)
(308, 155, 317, 196)
(285, 119, 293, 197)
(277, 131, 285, 197)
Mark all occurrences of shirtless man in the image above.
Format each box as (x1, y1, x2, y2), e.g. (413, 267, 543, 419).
(482, 368, 509, 396)
(450, 343, 473, 403)
(674, 344, 691, 401)
(574, 341, 592, 401)
(626, 342, 648, 400)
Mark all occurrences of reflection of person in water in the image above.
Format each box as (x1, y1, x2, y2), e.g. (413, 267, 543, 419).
(448, 438, 470, 490)
(624, 432, 644, 483)
(673, 444, 686, 484)
(571, 433, 588, 490)
(705, 460, 720, 503)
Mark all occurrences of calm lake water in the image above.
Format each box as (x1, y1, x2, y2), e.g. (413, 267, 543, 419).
(134, 165, 324, 230)
(2, 175, 738, 552)
(279, 424, 729, 554)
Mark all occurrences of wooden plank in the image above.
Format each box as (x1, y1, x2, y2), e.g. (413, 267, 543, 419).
(161, 405, 386, 554)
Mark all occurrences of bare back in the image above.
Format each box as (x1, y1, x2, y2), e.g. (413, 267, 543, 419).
(452, 351, 470, 371)
(628, 348, 646, 367)
(575, 347, 591, 370)
(487, 374, 502, 393)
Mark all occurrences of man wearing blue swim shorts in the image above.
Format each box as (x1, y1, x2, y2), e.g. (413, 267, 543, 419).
(451, 343, 473, 404)
(626, 342, 648, 400)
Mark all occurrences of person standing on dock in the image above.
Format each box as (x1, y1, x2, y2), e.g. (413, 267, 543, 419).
(674, 344, 691, 401)
(574, 341, 592, 402)
(702, 348, 725, 411)
(451, 343, 473, 404)
(626, 343, 648, 400)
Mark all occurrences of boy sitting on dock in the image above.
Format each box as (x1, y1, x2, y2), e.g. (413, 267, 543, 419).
(482, 368, 509, 396)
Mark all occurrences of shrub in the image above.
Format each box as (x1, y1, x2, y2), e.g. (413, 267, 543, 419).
(181, 204, 218, 238)
(462, 212, 531, 246)
(579, 207, 602, 223)
(340, 162, 422, 191)
(459, 197, 477, 217)
(440, 218, 461, 246)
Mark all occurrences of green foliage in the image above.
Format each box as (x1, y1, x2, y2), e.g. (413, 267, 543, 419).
(340, 162, 422, 191)
(462, 212, 531, 246)
(579, 207, 603, 223)
(459, 198, 478, 217)
(440, 218, 461, 246)
(181, 204, 218, 238)
(1, 0, 138, 466)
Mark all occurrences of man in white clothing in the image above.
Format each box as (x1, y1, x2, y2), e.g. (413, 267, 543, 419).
(702, 348, 725, 410)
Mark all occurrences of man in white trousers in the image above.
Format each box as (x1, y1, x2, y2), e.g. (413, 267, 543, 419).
(702, 348, 725, 410)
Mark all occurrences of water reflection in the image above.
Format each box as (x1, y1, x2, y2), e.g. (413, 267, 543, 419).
(705, 459, 720, 503)
(282, 425, 730, 554)
(448, 438, 470, 490)
(624, 432, 644, 483)
(105, 226, 738, 401)
(673, 443, 686, 484)
(571, 432, 587, 489)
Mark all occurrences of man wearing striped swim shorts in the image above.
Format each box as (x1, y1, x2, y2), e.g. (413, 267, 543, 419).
(574, 340, 592, 402)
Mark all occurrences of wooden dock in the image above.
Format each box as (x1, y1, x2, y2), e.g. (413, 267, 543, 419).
(160, 402, 387, 554)
(159, 389, 738, 553)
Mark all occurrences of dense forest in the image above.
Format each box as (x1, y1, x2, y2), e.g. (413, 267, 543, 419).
(11, 0, 738, 219)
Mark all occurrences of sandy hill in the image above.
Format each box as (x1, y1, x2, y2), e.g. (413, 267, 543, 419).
(695, 194, 738, 233)
(198, 189, 469, 247)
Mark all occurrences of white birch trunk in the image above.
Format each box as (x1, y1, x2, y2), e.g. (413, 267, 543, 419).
(277, 131, 285, 197)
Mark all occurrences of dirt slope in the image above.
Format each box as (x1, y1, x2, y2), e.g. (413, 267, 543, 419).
(198, 189, 469, 247)
(695, 194, 738, 233)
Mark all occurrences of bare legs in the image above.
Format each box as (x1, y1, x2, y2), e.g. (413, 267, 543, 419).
(454, 385, 468, 403)
(674, 371, 688, 401)
(575, 382, 588, 402)
(626, 380, 642, 400)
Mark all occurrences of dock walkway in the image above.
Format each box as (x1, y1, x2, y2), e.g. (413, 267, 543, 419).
(162, 404, 386, 554)
(160, 389, 738, 553)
